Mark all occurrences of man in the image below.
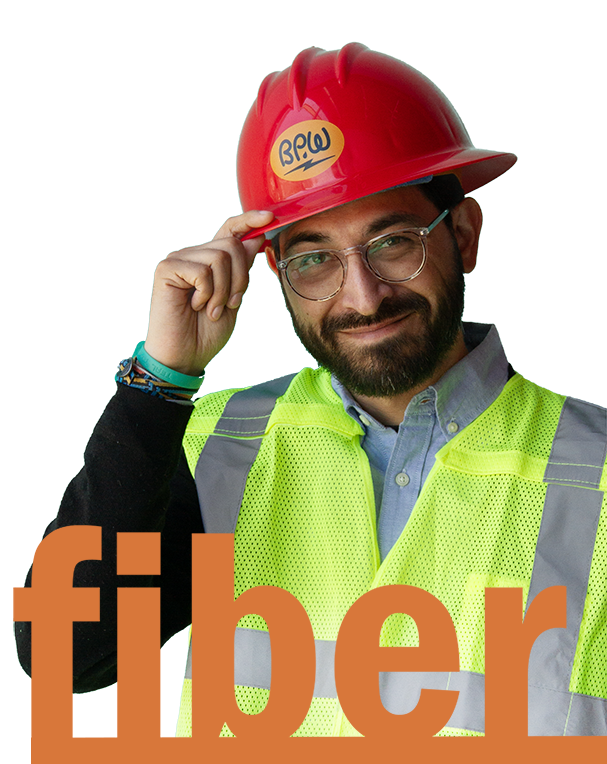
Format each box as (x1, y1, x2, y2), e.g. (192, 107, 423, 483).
(16, 43, 607, 736)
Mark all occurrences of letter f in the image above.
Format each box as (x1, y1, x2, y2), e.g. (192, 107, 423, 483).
(13, 526, 101, 742)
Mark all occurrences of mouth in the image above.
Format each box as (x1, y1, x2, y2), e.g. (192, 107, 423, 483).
(337, 311, 414, 340)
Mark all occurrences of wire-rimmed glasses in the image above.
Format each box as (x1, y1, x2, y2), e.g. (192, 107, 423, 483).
(276, 209, 449, 301)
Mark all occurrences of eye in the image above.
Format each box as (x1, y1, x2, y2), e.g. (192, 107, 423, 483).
(369, 232, 418, 258)
(376, 233, 414, 248)
(296, 252, 332, 272)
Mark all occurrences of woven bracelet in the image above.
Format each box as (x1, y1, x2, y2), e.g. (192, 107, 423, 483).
(115, 358, 198, 403)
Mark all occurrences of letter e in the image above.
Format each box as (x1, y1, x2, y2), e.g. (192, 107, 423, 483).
(334, 585, 459, 738)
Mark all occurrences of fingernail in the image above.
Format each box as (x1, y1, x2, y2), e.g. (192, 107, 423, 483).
(212, 306, 223, 320)
(228, 292, 243, 308)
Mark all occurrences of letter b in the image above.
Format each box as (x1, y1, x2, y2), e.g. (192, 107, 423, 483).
(191, 534, 316, 739)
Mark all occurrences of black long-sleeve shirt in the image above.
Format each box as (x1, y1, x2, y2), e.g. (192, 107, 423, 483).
(15, 383, 203, 692)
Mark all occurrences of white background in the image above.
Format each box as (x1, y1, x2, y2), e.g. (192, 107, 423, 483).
(3, 0, 606, 759)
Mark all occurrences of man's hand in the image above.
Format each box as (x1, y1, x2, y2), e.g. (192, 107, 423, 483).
(144, 210, 274, 375)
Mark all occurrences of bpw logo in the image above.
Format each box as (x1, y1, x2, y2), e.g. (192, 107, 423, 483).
(270, 120, 344, 182)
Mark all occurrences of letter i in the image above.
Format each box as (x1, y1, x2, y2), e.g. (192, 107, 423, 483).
(116, 533, 161, 740)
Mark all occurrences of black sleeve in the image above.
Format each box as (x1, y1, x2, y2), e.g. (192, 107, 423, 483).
(14, 382, 203, 693)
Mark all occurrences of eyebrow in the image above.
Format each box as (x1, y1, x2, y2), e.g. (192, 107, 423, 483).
(365, 212, 423, 238)
(281, 212, 424, 254)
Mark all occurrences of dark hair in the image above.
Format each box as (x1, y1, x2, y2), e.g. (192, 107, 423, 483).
(272, 174, 465, 257)
(417, 174, 464, 226)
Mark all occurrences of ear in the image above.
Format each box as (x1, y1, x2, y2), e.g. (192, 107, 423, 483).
(265, 245, 280, 277)
(451, 197, 482, 274)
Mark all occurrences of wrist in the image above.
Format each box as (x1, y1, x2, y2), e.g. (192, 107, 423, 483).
(141, 341, 206, 378)
(135, 342, 204, 391)
(115, 343, 205, 403)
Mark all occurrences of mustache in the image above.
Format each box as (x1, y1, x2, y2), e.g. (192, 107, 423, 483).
(320, 293, 430, 339)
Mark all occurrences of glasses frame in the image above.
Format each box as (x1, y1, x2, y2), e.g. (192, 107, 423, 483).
(276, 208, 450, 301)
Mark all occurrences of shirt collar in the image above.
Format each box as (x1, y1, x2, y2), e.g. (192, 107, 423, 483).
(331, 322, 510, 438)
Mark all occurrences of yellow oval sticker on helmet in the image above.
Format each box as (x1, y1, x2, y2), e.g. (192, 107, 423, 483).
(270, 120, 345, 182)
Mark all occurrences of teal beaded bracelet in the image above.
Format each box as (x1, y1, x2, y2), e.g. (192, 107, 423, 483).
(133, 341, 204, 392)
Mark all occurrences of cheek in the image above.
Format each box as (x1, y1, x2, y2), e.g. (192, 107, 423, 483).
(285, 291, 327, 327)
(413, 252, 459, 303)
(392, 270, 436, 306)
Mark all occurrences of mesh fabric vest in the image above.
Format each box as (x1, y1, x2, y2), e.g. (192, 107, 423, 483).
(177, 368, 607, 736)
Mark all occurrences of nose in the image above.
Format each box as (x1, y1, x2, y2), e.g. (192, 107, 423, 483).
(338, 249, 394, 315)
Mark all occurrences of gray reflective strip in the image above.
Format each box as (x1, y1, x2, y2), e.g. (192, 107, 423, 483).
(565, 693, 607, 736)
(213, 374, 298, 437)
(195, 373, 296, 534)
(185, 631, 607, 735)
(523, 396, 606, 734)
(380, 670, 485, 732)
(447, 671, 485, 731)
(544, 397, 607, 489)
(233, 628, 272, 690)
(312, 639, 338, 698)
(184, 628, 337, 699)
(528, 686, 607, 736)
(526, 484, 603, 691)
(381, 672, 607, 735)
(182, 632, 607, 734)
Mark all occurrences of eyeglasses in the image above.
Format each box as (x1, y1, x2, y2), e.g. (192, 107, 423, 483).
(276, 209, 450, 301)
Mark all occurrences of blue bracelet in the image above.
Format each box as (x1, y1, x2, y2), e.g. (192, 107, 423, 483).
(133, 341, 204, 392)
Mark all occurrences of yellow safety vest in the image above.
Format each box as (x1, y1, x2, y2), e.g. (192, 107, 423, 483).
(177, 368, 607, 736)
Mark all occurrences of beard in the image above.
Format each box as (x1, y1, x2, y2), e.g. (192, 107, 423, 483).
(284, 247, 466, 398)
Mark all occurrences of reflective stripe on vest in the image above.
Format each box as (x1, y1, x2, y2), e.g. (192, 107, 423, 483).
(189, 385, 607, 735)
(195, 373, 297, 534)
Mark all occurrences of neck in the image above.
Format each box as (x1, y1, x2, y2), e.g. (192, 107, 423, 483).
(348, 329, 469, 427)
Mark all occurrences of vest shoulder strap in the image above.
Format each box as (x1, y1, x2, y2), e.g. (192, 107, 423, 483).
(524, 396, 606, 732)
(195, 373, 297, 533)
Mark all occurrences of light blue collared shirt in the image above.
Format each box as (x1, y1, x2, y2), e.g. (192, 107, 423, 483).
(331, 323, 510, 561)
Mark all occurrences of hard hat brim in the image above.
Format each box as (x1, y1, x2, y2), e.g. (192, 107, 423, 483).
(242, 148, 516, 241)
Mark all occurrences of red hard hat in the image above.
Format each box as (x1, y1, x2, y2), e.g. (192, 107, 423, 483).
(237, 43, 516, 238)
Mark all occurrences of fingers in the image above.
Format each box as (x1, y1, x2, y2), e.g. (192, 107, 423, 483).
(163, 241, 248, 322)
(161, 210, 275, 321)
(198, 250, 232, 321)
(147, 211, 276, 373)
(214, 209, 274, 241)
(214, 210, 274, 265)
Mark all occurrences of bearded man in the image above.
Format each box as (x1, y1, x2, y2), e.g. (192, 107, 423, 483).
(16, 44, 607, 737)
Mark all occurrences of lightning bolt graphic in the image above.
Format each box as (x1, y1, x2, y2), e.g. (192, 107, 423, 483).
(284, 155, 336, 176)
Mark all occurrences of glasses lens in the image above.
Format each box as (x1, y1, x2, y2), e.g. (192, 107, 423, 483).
(287, 252, 343, 299)
(367, 231, 424, 281)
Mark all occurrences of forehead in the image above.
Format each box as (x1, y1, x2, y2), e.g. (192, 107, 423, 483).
(278, 185, 436, 250)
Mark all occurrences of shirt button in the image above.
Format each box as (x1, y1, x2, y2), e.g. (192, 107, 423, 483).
(447, 421, 459, 434)
(359, 415, 371, 427)
(395, 472, 410, 487)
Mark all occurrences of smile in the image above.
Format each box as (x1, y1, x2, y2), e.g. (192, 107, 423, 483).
(337, 312, 414, 341)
